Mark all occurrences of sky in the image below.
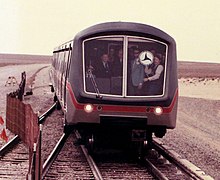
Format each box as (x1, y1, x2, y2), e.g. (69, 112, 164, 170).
(0, 0, 220, 63)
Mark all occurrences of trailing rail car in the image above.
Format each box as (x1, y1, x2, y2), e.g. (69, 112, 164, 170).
(50, 22, 178, 150)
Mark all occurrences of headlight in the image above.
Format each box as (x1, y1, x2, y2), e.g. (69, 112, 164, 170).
(84, 104, 94, 113)
(154, 106, 163, 115)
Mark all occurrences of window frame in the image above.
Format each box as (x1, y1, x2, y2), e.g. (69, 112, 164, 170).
(82, 35, 168, 98)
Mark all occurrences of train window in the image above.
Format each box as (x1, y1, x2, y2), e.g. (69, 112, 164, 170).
(127, 37, 167, 96)
(53, 52, 57, 69)
(59, 51, 65, 73)
(83, 36, 167, 97)
(55, 53, 58, 69)
(83, 36, 124, 96)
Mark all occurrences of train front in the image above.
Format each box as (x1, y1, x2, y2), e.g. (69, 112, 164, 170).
(66, 22, 178, 146)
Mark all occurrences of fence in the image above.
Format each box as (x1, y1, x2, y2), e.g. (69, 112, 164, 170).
(27, 127, 42, 180)
(7, 71, 26, 101)
(6, 71, 42, 179)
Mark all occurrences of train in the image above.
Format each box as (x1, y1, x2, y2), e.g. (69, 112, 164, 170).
(50, 22, 178, 151)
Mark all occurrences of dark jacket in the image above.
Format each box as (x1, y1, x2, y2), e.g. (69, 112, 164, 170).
(94, 61, 112, 78)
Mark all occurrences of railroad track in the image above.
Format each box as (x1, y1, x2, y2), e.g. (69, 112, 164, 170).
(38, 101, 57, 124)
(0, 100, 58, 180)
(42, 129, 212, 180)
(0, 135, 20, 157)
(151, 138, 214, 180)
(43, 131, 158, 179)
(90, 141, 191, 180)
(1, 101, 214, 179)
(1, 133, 213, 180)
(42, 132, 96, 179)
(0, 137, 29, 180)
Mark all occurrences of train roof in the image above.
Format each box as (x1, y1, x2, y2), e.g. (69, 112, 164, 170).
(54, 22, 176, 51)
(74, 22, 175, 44)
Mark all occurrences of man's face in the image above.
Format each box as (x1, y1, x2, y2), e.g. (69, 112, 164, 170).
(134, 50, 140, 58)
(102, 54, 109, 62)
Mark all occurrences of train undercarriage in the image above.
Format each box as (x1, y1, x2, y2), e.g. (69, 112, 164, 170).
(67, 122, 167, 157)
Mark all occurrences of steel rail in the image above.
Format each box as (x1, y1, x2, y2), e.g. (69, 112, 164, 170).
(38, 102, 57, 124)
(0, 135, 20, 157)
(41, 133, 69, 179)
(152, 138, 214, 180)
(143, 158, 169, 180)
(75, 131, 103, 180)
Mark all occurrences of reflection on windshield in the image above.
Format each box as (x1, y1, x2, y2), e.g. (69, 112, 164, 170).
(84, 36, 167, 97)
(85, 37, 123, 95)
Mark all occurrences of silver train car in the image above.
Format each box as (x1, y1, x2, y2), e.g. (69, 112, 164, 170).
(50, 22, 178, 148)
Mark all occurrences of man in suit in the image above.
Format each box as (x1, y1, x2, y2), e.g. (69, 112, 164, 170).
(93, 52, 112, 78)
(128, 48, 144, 95)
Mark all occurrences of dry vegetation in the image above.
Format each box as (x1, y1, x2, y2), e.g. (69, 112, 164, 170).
(1, 54, 219, 78)
(0, 53, 52, 67)
(178, 61, 220, 78)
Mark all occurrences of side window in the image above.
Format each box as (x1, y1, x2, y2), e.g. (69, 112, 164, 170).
(55, 53, 60, 71)
(66, 47, 72, 79)
(53, 52, 58, 69)
(52, 53, 55, 67)
(63, 50, 69, 75)
(59, 52, 64, 73)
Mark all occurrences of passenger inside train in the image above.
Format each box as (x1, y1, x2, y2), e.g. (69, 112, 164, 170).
(84, 36, 166, 97)
(143, 54, 164, 95)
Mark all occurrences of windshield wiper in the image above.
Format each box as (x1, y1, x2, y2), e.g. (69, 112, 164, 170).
(87, 69, 102, 99)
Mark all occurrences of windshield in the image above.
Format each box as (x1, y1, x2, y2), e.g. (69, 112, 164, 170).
(83, 36, 167, 97)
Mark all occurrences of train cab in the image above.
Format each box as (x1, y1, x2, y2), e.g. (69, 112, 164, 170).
(52, 22, 178, 148)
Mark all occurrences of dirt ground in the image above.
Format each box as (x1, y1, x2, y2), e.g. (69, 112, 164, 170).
(0, 59, 219, 179)
(165, 62, 220, 179)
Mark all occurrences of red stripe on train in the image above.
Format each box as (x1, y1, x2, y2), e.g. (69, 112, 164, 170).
(66, 82, 178, 114)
